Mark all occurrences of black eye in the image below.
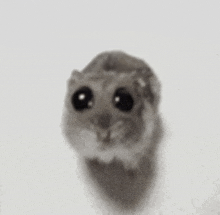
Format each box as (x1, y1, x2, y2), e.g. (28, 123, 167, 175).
(72, 86, 93, 111)
(113, 88, 134, 112)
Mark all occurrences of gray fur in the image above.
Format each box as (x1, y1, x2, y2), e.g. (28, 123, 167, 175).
(62, 51, 163, 212)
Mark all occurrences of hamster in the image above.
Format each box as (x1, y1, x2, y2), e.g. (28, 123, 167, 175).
(62, 51, 163, 211)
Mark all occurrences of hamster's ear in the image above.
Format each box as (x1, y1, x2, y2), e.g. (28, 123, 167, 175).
(147, 74, 161, 109)
(68, 70, 83, 85)
(133, 70, 161, 109)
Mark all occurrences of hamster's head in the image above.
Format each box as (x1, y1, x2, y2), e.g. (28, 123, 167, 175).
(62, 70, 160, 169)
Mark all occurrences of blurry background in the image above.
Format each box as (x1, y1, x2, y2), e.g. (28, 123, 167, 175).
(0, 1, 220, 214)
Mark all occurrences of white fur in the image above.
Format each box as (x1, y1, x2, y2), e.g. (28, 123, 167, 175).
(68, 102, 156, 169)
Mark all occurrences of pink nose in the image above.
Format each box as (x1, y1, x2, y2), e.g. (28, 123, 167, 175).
(90, 113, 111, 129)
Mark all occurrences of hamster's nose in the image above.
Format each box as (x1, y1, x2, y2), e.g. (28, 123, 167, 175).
(90, 113, 111, 129)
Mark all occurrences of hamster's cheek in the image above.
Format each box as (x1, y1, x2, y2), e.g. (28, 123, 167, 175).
(74, 129, 100, 159)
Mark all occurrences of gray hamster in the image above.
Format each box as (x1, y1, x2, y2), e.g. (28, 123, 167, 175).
(62, 51, 163, 210)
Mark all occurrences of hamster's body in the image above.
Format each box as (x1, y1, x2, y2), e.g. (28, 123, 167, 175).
(62, 51, 163, 212)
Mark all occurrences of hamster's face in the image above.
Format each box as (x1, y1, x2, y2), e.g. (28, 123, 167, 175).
(62, 71, 156, 169)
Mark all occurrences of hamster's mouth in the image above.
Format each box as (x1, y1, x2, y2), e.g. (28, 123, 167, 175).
(97, 130, 111, 145)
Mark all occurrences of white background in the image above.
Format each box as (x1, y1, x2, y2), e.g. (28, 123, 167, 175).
(1, 1, 220, 214)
